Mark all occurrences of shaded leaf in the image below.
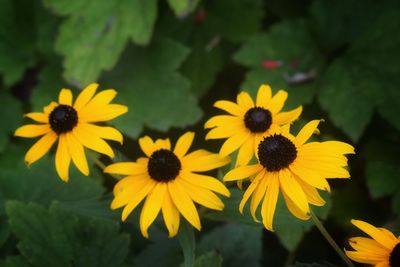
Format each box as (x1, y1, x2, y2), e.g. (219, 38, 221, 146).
(178, 219, 196, 267)
(167, 0, 200, 18)
(0, 90, 21, 153)
(44, 0, 157, 85)
(193, 251, 222, 267)
(101, 38, 202, 138)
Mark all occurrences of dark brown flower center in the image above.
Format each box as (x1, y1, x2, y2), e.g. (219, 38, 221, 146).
(244, 107, 272, 133)
(148, 149, 181, 182)
(49, 104, 78, 134)
(390, 243, 400, 267)
(258, 134, 297, 171)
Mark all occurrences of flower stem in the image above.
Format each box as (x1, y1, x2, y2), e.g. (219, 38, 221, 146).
(310, 210, 355, 267)
(87, 152, 121, 180)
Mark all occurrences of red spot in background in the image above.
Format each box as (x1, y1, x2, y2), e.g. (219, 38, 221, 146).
(195, 7, 206, 23)
(262, 60, 282, 70)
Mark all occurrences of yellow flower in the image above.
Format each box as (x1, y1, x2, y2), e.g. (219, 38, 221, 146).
(205, 84, 302, 167)
(104, 132, 230, 238)
(223, 120, 354, 231)
(14, 83, 127, 181)
(346, 219, 400, 267)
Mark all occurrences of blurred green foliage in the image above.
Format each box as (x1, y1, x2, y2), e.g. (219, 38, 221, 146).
(0, 0, 399, 266)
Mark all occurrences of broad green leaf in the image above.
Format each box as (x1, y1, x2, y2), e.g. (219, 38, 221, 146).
(44, 0, 157, 85)
(193, 251, 222, 267)
(198, 223, 262, 267)
(101, 38, 202, 138)
(206, 189, 331, 251)
(0, 256, 32, 267)
(364, 138, 400, 217)
(234, 20, 322, 109)
(203, 0, 263, 43)
(0, 90, 21, 153)
(0, 143, 104, 206)
(0, 0, 36, 85)
(6, 201, 129, 267)
(178, 219, 196, 267)
(318, 7, 400, 141)
(167, 0, 200, 18)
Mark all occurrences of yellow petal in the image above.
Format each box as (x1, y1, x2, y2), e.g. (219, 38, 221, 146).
(296, 178, 326, 206)
(239, 171, 263, 213)
(182, 153, 230, 172)
(256, 84, 272, 108)
(345, 250, 387, 265)
(237, 91, 254, 110)
(78, 123, 123, 144)
(155, 138, 171, 150)
(205, 124, 241, 140)
(15, 124, 51, 138)
(261, 172, 279, 231)
(294, 120, 321, 147)
(58, 89, 73, 105)
(79, 89, 117, 113)
(179, 179, 224, 210)
(224, 164, 263, 182)
(348, 237, 389, 256)
(265, 90, 288, 114)
(204, 115, 242, 129)
(65, 133, 89, 176)
(279, 169, 310, 215)
(282, 190, 310, 220)
(289, 163, 331, 191)
(24, 112, 48, 123)
(214, 100, 245, 116)
(112, 175, 149, 206)
(168, 180, 201, 230)
(351, 220, 399, 250)
(120, 179, 156, 221)
(73, 126, 114, 158)
(139, 136, 156, 157)
(219, 130, 250, 157)
(174, 132, 194, 158)
(74, 83, 98, 110)
(105, 162, 147, 176)
(180, 171, 230, 197)
(162, 192, 180, 237)
(79, 104, 128, 122)
(55, 134, 71, 182)
(273, 106, 303, 125)
(140, 183, 167, 238)
(24, 132, 57, 166)
(181, 149, 211, 162)
(250, 173, 269, 221)
(43, 102, 58, 114)
(236, 135, 254, 167)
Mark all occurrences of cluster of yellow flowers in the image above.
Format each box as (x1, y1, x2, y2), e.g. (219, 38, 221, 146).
(14, 83, 400, 266)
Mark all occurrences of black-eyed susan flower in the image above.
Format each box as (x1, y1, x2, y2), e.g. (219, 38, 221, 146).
(104, 132, 231, 238)
(223, 120, 354, 231)
(205, 84, 302, 167)
(346, 219, 400, 267)
(14, 83, 127, 181)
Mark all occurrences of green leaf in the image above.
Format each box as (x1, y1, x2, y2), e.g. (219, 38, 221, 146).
(203, 0, 263, 43)
(6, 201, 129, 267)
(0, 256, 33, 267)
(198, 223, 262, 267)
(206, 189, 331, 251)
(178, 219, 196, 267)
(101, 38, 202, 138)
(318, 7, 400, 140)
(0, 0, 36, 85)
(0, 143, 104, 206)
(234, 20, 322, 109)
(193, 251, 222, 267)
(0, 90, 21, 153)
(167, 0, 200, 18)
(289, 263, 336, 267)
(44, 0, 157, 85)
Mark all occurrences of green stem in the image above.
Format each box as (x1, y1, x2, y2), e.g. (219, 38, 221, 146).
(87, 152, 121, 180)
(310, 210, 355, 267)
